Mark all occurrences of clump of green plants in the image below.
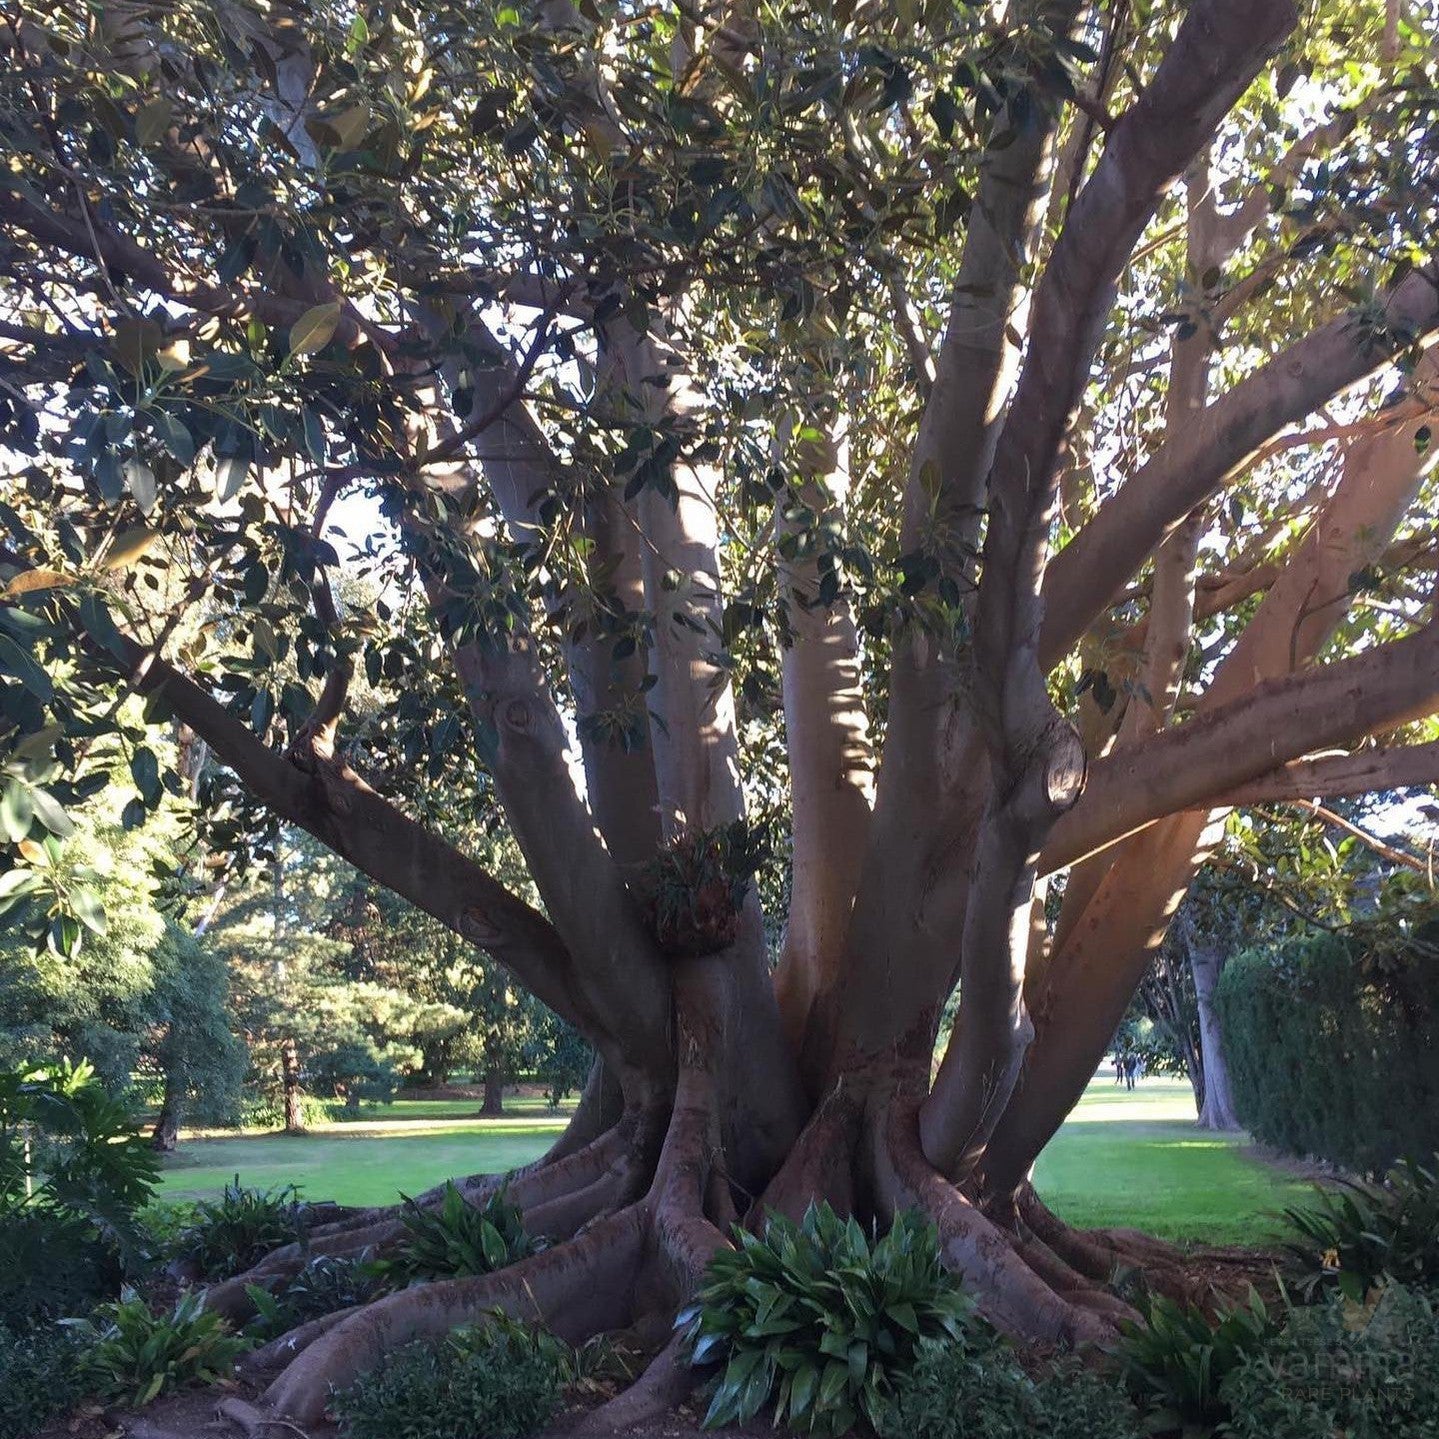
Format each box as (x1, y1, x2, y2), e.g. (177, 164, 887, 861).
(1221, 1281, 1439, 1439)
(635, 820, 767, 957)
(881, 1341, 1142, 1439)
(1281, 1155, 1439, 1302)
(330, 1313, 568, 1439)
(678, 1202, 972, 1435)
(1118, 1287, 1278, 1437)
(67, 1288, 252, 1407)
(0, 1060, 159, 1325)
(246, 1255, 382, 1339)
(175, 1176, 307, 1279)
(371, 1181, 539, 1286)
(0, 1323, 90, 1439)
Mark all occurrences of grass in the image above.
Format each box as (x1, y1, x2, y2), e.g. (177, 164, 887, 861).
(1034, 1076, 1312, 1244)
(159, 1077, 1311, 1245)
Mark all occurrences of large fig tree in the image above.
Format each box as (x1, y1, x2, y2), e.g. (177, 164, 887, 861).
(1, 0, 1437, 1425)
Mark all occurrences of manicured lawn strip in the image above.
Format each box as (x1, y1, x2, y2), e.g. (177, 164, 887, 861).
(1034, 1078, 1311, 1244)
(159, 1079, 1311, 1244)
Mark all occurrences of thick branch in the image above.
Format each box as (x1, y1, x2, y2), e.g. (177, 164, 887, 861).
(1041, 264, 1439, 668)
(1043, 620, 1439, 871)
(1215, 740, 1439, 805)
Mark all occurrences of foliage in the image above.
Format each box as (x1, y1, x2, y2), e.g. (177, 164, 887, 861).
(678, 1202, 971, 1435)
(636, 822, 768, 958)
(0, 1059, 157, 1324)
(1216, 907, 1439, 1173)
(1118, 1288, 1278, 1437)
(1221, 1282, 1439, 1439)
(0, 1322, 89, 1439)
(329, 1315, 567, 1439)
(0, 1204, 124, 1329)
(880, 1338, 1142, 1439)
(372, 1182, 539, 1286)
(245, 1256, 382, 1340)
(1281, 1156, 1439, 1302)
(175, 1176, 307, 1279)
(68, 1287, 252, 1407)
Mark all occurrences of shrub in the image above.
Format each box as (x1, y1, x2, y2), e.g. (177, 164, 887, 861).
(1281, 1156, 1439, 1302)
(330, 1315, 567, 1439)
(0, 1203, 124, 1327)
(880, 1339, 1142, 1439)
(371, 1182, 538, 1286)
(246, 1255, 382, 1339)
(678, 1203, 972, 1435)
(176, 1176, 307, 1278)
(1216, 910, 1439, 1173)
(1118, 1288, 1277, 1436)
(0, 1323, 89, 1439)
(1222, 1282, 1439, 1439)
(69, 1288, 252, 1406)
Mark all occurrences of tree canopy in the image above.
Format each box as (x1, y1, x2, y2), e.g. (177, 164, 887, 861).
(1, 0, 1438, 1426)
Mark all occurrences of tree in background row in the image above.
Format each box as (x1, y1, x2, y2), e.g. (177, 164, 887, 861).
(1, 0, 1438, 1424)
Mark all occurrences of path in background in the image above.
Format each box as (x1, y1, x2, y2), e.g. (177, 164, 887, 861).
(159, 1080, 1310, 1244)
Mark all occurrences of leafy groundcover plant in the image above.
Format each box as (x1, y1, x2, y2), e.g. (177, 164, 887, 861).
(174, 1176, 308, 1280)
(67, 1288, 252, 1407)
(1280, 1156, 1439, 1302)
(678, 1202, 971, 1435)
(0, 1322, 89, 1439)
(1221, 1282, 1439, 1439)
(880, 1338, 1141, 1439)
(1118, 1287, 1279, 1437)
(329, 1313, 568, 1439)
(246, 1255, 382, 1340)
(369, 1181, 539, 1285)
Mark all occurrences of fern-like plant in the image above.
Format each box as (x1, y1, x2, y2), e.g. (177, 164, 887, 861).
(678, 1202, 972, 1435)
(635, 821, 767, 957)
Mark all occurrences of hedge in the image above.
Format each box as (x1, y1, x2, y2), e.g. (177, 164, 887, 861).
(1215, 914, 1439, 1174)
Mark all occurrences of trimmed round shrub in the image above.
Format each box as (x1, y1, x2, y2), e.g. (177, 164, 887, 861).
(330, 1316, 567, 1439)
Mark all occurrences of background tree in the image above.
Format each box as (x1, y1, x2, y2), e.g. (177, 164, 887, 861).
(1, 0, 1438, 1425)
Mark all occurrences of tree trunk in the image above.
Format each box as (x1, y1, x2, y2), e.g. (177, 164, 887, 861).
(1191, 941, 1241, 1132)
(151, 1075, 182, 1153)
(280, 1038, 305, 1135)
(481, 1064, 505, 1117)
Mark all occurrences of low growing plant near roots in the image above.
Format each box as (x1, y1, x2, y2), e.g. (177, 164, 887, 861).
(329, 1314, 568, 1439)
(880, 1340, 1142, 1439)
(1118, 1287, 1277, 1437)
(67, 1288, 252, 1407)
(369, 1181, 539, 1286)
(678, 1202, 972, 1435)
(246, 1255, 382, 1340)
(1281, 1155, 1439, 1302)
(0, 1323, 89, 1439)
(176, 1176, 308, 1279)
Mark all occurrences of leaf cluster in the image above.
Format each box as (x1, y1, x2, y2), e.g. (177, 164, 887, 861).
(678, 1202, 972, 1434)
(67, 1287, 252, 1407)
(174, 1175, 308, 1279)
(1281, 1156, 1439, 1304)
(370, 1181, 539, 1286)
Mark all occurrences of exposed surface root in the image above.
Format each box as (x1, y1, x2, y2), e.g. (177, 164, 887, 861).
(875, 1099, 1115, 1350)
(567, 1330, 699, 1436)
(264, 1204, 650, 1424)
(753, 1091, 861, 1222)
(240, 1305, 363, 1379)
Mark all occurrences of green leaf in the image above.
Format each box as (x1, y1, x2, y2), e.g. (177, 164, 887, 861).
(215, 456, 249, 502)
(0, 633, 52, 701)
(288, 303, 342, 357)
(0, 780, 32, 841)
(27, 785, 74, 837)
(124, 459, 157, 512)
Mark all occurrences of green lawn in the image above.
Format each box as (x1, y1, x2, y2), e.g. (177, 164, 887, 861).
(159, 1078, 1312, 1245)
(1034, 1077, 1312, 1244)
